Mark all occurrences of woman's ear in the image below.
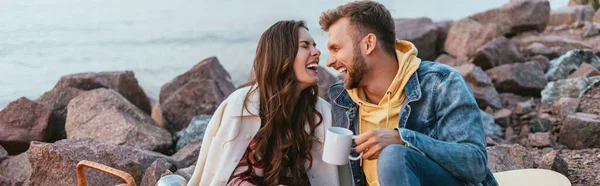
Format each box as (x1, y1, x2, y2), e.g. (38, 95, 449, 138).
(364, 33, 377, 55)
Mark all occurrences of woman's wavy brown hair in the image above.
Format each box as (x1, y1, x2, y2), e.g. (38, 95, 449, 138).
(242, 20, 322, 186)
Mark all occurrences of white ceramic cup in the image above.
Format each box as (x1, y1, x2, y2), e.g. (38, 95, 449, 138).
(322, 127, 362, 165)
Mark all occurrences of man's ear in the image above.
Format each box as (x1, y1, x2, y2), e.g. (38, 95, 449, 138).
(364, 33, 377, 55)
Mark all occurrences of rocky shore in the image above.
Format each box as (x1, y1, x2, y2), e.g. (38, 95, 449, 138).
(2, 0, 600, 185)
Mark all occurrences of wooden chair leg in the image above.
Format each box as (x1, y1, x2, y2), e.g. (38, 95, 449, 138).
(76, 160, 136, 186)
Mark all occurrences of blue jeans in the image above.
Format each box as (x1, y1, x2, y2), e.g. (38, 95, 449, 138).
(377, 144, 464, 186)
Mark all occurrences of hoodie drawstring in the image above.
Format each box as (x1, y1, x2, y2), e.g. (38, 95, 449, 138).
(386, 91, 392, 129)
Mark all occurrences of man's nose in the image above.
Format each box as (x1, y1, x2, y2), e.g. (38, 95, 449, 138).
(326, 55, 336, 67)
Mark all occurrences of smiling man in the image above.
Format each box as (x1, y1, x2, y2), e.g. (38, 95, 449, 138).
(320, 1, 498, 186)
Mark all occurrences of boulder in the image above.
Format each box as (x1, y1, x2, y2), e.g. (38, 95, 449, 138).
(528, 132, 557, 148)
(445, 0, 550, 59)
(175, 166, 195, 181)
(454, 64, 502, 109)
(546, 49, 600, 81)
(471, 36, 526, 70)
(544, 21, 600, 55)
(171, 140, 202, 169)
(151, 102, 166, 128)
(529, 116, 552, 133)
(0, 175, 11, 186)
(435, 54, 465, 67)
(560, 113, 600, 149)
(536, 150, 569, 176)
(66, 89, 172, 152)
(541, 76, 600, 104)
(579, 82, 600, 115)
(35, 87, 84, 141)
(0, 97, 52, 155)
(140, 158, 175, 186)
(548, 5, 595, 26)
(500, 93, 530, 110)
(493, 108, 513, 127)
(174, 115, 211, 152)
(487, 144, 536, 172)
(54, 71, 151, 114)
(394, 17, 441, 61)
(317, 66, 338, 102)
(0, 145, 7, 161)
(486, 61, 548, 96)
(159, 57, 235, 133)
(568, 63, 600, 78)
(595, 8, 600, 22)
(444, 18, 500, 60)
(0, 153, 30, 183)
(531, 55, 550, 72)
(513, 34, 592, 59)
(480, 110, 504, 137)
(435, 20, 453, 56)
(26, 139, 175, 186)
(515, 100, 536, 115)
(552, 97, 580, 119)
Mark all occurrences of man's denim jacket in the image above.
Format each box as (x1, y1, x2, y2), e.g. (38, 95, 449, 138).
(329, 61, 499, 186)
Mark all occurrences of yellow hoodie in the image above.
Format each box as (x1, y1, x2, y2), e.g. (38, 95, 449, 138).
(347, 40, 421, 186)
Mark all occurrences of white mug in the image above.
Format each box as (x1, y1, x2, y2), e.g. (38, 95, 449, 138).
(322, 127, 362, 165)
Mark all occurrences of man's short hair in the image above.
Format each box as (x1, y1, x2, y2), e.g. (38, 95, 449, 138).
(319, 1, 396, 55)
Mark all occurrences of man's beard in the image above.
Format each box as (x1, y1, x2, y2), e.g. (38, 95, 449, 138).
(344, 45, 368, 89)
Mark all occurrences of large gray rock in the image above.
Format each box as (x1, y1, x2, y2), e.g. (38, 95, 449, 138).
(480, 110, 504, 137)
(560, 113, 600, 149)
(541, 76, 600, 104)
(486, 61, 548, 97)
(317, 66, 338, 102)
(487, 144, 536, 172)
(548, 5, 595, 26)
(0, 97, 52, 155)
(472, 36, 526, 70)
(160, 57, 235, 133)
(175, 115, 211, 152)
(579, 82, 600, 115)
(26, 139, 175, 186)
(35, 87, 84, 141)
(394, 17, 442, 61)
(66, 89, 172, 152)
(0, 153, 30, 183)
(546, 49, 600, 81)
(445, 0, 550, 59)
(454, 64, 502, 109)
(54, 71, 151, 114)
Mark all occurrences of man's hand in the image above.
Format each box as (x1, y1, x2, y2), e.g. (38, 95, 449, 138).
(354, 128, 404, 160)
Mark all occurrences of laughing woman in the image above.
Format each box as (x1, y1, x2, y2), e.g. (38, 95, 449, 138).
(186, 20, 340, 186)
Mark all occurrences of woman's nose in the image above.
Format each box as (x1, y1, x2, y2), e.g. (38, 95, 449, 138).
(312, 47, 321, 57)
